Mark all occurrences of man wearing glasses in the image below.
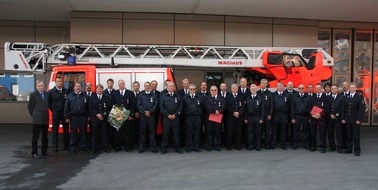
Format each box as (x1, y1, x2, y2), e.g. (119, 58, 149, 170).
(182, 84, 202, 152)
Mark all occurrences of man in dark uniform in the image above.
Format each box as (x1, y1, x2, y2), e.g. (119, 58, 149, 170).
(244, 84, 264, 151)
(198, 81, 209, 148)
(342, 82, 364, 156)
(138, 82, 158, 153)
(182, 84, 202, 152)
(132, 81, 141, 149)
(225, 83, 245, 150)
(178, 78, 190, 148)
(48, 77, 69, 152)
(160, 82, 183, 154)
(291, 84, 311, 149)
(272, 82, 291, 150)
(112, 79, 134, 152)
(284, 81, 297, 146)
(329, 84, 345, 153)
(204, 85, 226, 151)
(257, 78, 273, 150)
(89, 84, 111, 154)
(103, 78, 115, 149)
(307, 84, 314, 97)
(340, 81, 350, 150)
(64, 82, 89, 154)
(324, 82, 336, 151)
(238, 77, 251, 97)
(28, 80, 51, 159)
(84, 82, 96, 151)
(309, 83, 330, 153)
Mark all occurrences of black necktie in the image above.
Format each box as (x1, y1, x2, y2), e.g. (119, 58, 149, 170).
(40, 92, 45, 101)
(59, 89, 62, 93)
(98, 95, 102, 100)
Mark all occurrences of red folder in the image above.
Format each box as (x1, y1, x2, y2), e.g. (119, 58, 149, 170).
(311, 106, 323, 115)
(209, 114, 223, 123)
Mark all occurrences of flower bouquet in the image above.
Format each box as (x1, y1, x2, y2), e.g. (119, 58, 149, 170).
(108, 105, 130, 131)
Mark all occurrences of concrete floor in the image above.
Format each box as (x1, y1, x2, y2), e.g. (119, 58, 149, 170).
(1, 125, 378, 190)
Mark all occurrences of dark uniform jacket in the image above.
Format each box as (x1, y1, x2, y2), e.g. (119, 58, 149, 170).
(103, 88, 115, 99)
(48, 86, 69, 111)
(238, 87, 251, 98)
(28, 91, 49, 125)
(309, 93, 330, 120)
(257, 88, 273, 117)
(204, 95, 226, 117)
(328, 94, 345, 120)
(89, 93, 112, 121)
(112, 89, 135, 117)
(178, 89, 189, 98)
(137, 91, 158, 114)
(160, 92, 182, 116)
(342, 93, 364, 123)
(182, 93, 203, 116)
(225, 93, 245, 121)
(272, 91, 291, 114)
(64, 92, 89, 119)
(245, 94, 265, 120)
(290, 93, 311, 119)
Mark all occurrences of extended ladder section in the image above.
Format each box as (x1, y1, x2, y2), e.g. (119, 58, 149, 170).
(4, 42, 333, 73)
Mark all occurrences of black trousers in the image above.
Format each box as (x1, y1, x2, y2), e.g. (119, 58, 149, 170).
(180, 115, 186, 147)
(139, 114, 156, 151)
(293, 116, 310, 148)
(206, 120, 222, 149)
(225, 118, 242, 149)
(247, 118, 261, 149)
(69, 115, 87, 150)
(133, 117, 140, 148)
(52, 110, 69, 149)
(185, 115, 201, 150)
(263, 117, 272, 148)
(91, 119, 109, 151)
(326, 118, 336, 149)
(346, 123, 361, 153)
(272, 113, 288, 148)
(310, 118, 327, 149)
(342, 124, 347, 149)
(32, 124, 48, 154)
(121, 120, 133, 150)
(162, 116, 180, 151)
(330, 119, 343, 150)
(200, 114, 208, 147)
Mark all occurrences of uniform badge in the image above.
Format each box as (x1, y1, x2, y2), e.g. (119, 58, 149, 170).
(265, 95, 268, 100)
(321, 102, 324, 107)
(175, 98, 177, 103)
(127, 99, 129, 104)
(218, 102, 221, 107)
(84, 98, 87, 103)
(197, 100, 200, 105)
(64, 94, 67, 98)
(150, 98, 153, 103)
(239, 102, 242, 106)
(104, 103, 106, 108)
(257, 101, 259, 106)
(284, 97, 287, 102)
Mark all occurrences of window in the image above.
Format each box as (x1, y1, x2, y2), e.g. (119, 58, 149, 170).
(0, 73, 34, 101)
(58, 72, 86, 93)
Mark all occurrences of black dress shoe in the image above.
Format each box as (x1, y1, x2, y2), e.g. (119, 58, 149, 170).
(215, 148, 221, 151)
(138, 150, 145, 153)
(193, 149, 201, 152)
(82, 148, 89, 152)
(320, 148, 326, 153)
(207, 148, 212, 152)
(256, 148, 261, 151)
(161, 150, 167, 154)
(329, 147, 336, 152)
(271, 147, 276, 150)
(64, 146, 69, 151)
(265, 147, 271, 150)
(235, 147, 242, 151)
(226, 147, 232, 151)
(53, 147, 58, 152)
(32, 154, 41, 159)
(151, 149, 157, 153)
(343, 150, 352, 154)
(247, 147, 253, 151)
(355, 152, 360, 156)
(70, 149, 76, 154)
(42, 152, 53, 157)
(103, 148, 111, 153)
(281, 146, 287, 150)
(310, 148, 316, 152)
(90, 150, 97, 154)
(186, 149, 192, 153)
(303, 146, 309, 150)
(175, 149, 184, 154)
(337, 149, 342, 154)
(292, 146, 298, 150)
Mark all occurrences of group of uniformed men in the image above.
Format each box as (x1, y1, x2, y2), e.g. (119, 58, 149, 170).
(28, 76, 364, 159)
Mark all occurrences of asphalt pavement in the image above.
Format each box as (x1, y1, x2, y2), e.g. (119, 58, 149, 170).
(1, 125, 378, 190)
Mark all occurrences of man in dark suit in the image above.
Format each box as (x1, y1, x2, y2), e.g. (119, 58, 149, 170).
(329, 84, 345, 153)
(342, 82, 364, 156)
(272, 82, 291, 150)
(137, 82, 158, 153)
(324, 82, 336, 151)
(103, 78, 115, 149)
(204, 85, 226, 151)
(132, 81, 141, 149)
(198, 81, 209, 148)
(112, 79, 134, 152)
(238, 77, 251, 97)
(160, 82, 183, 154)
(257, 78, 273, 150)
(244, 84, 264, 151)
(291, 84, 311, 149)
(307, 84, 314, 97)
(340, 81, 350, 150)
(28, 80, 51, 159)
(64, 82, 89, 154)
(284, 81, 298, 95)
(309, 83, 330, 153)
(84, 82, 96, 151)
(182, 84, 203, 152)
(89, 84, 111, 154)
(177, 78, 190, 148)
(284, 81, 297, 146)
(47, 77, 69, 152)
(225, 83, 245, 150)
